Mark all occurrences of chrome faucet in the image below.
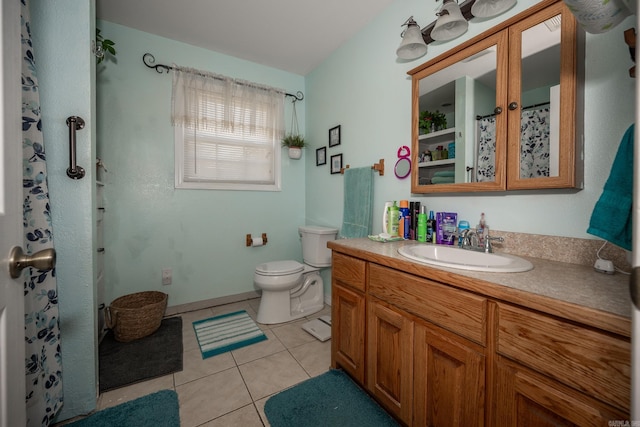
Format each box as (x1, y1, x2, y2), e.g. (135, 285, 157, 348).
(483, 234, 504, 253)
(459, 229, 479, 250)
(459, 229, 504, 253)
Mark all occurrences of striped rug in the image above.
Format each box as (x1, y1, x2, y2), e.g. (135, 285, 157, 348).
(193, 310, 267, 359)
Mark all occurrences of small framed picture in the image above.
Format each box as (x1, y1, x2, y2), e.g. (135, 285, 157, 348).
(330, 153, 343, 174)
(316, 147, 327, 166)
(329, 125, 341, 147)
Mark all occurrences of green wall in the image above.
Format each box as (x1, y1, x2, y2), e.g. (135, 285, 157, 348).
(31, 0, 636, 422)
(305, 0, 635, 239)
(31, 0, 98, 420)
(96, 21, 307, 307)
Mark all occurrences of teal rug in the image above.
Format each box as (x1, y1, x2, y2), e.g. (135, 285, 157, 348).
(65, 390, 179, 427)
(264, 369, 399, 427)
(193, 310, 266, 359)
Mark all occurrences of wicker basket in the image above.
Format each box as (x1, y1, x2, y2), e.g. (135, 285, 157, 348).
(105, 291, 168, 342)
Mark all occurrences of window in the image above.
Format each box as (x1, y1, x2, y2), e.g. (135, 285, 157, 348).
(172, 67, 285, 191)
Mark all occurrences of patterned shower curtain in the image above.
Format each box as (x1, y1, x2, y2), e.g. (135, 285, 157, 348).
(475, 116, 496, 182)
(520, 107, 550, 178)
(21, 1, 64, 425)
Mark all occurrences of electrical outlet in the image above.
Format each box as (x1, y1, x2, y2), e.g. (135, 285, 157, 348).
(162, 268, 172, 285)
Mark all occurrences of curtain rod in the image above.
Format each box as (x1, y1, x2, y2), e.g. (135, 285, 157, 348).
(142, 53, 304, 103)
(475, 101, 550, 120)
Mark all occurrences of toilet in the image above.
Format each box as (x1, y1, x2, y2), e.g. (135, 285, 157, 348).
(255, 225, 338, 324)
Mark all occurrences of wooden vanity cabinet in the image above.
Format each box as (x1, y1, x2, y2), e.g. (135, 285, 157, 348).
(492, 302, 630, 425)
(331, 253, 366, 383)
(367, 263, 488, 426)
(330, 249, 631, 427)
(367, 297, 414, 425)
(413, 319, 486, 427)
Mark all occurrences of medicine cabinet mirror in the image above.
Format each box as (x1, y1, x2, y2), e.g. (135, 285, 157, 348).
(409, 0, 582, 194)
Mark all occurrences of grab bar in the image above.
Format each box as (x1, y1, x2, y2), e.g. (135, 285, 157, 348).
(66, 116, 85, 180)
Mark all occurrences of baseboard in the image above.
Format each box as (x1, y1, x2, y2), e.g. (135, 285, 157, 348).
(165, 290, 261, 316)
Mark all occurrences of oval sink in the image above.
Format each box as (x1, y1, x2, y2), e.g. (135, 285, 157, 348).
(398, 245, 533, 273)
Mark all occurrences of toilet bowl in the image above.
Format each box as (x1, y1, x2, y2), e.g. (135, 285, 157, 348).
(255, 226, 338, 325)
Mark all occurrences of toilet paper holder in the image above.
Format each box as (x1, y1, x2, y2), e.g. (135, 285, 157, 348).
(246, 233, 268, 247)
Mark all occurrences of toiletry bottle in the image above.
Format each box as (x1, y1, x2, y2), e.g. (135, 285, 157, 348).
(411, 201, 421, 240)
(388, 202, 400, 237)
(417, 206, 427, 242)
(382, 201, 394, 234)
(477, 212, 486, 247)
(426, 211, 436, 243)
(399, 200, 410, 240)
(457, 220, 470, 247)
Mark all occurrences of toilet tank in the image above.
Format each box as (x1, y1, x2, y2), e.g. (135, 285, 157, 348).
(298, 225, 339, 268)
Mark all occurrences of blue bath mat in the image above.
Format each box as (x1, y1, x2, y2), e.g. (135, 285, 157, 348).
(264, 369, 399, 427)
(66, 389, 179, 426)
(193, 310, 266, 359)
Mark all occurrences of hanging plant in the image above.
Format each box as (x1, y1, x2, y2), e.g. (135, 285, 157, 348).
(95, 28, 116, 64)
(281, 134, 306, 148)
(282, 99, 305, 159)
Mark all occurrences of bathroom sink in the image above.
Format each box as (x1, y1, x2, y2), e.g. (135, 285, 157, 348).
(398, 245, 533, 273)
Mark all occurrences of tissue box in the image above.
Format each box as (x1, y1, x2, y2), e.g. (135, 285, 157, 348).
(436, 212, 457, 245)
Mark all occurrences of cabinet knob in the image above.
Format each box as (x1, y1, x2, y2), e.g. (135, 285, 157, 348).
(493, 106, 503, 115)
(508, 102, 519, 110)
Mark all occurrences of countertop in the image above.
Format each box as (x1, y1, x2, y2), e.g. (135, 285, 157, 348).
(328, 238, 632, 338)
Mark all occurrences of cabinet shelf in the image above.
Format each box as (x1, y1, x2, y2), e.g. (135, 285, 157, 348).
(418, 128, 456, 142)
(418, 159, 455, 168)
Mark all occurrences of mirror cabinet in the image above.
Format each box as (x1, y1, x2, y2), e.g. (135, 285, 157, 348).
(409, 0, 583, 194)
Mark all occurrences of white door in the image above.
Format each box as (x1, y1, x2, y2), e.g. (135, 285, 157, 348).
(0, 1, 26, 426)
(633, 8, 640, 419)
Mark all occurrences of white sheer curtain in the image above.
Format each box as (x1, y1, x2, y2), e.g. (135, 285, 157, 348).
(171, 66, 285, 187)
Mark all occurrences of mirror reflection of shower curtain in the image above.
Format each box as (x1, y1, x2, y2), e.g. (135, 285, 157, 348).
(520, 107, 550, 178)
(475, 117, 496, 182)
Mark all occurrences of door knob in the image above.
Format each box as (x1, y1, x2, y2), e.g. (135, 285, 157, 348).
(9, 246, 56, 279)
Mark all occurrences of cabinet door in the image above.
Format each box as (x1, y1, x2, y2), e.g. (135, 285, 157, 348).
(414, 321, 485, 427)
(367, 298, 414, 425)
(493, 357, 626, 426)
(331, 283, 365, 383)
(506, 1, 580, 189)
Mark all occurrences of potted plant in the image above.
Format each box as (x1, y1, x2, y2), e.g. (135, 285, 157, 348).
(282, 134, 305, 159)
(419, 110, 447, 134)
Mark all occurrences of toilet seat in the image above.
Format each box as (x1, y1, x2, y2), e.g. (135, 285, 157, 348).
(255, 260, 304, 276)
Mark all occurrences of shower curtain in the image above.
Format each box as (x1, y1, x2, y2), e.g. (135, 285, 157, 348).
(475, 107, 551, 181)
(520, 107, 551, 178)
(21, 1, 63, 426)
(475, 116, 496, 182)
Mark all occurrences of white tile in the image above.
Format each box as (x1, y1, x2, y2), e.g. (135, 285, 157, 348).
(201, 404, 263, 427)
(97, 375, 175, 410)
(238, 351, 309, 401)
(288, 339, 331, 377)
(231, 329, 286, 366)
(271, 319, 317, 349)
(177, 367, 252, 427)
(174, 347, 236, 386)
(254, 397, 271, 427)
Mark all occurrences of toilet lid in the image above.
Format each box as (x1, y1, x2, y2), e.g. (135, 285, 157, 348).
(255, 260, 304, 276)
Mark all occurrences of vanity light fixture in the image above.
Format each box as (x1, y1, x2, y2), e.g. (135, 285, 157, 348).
(431, 0, 469, 42)
(396, 16, 428, 60)
(471, 0, 516, 18)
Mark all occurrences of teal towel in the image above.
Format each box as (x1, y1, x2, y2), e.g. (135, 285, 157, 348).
(431, 176, 455, 184)
(587, 124, 634, 251)
(433, 170, 455, 178)
(340, 167, 374, 238)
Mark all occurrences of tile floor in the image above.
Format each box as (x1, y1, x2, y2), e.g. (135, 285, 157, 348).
(66, 298, 332, 426)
